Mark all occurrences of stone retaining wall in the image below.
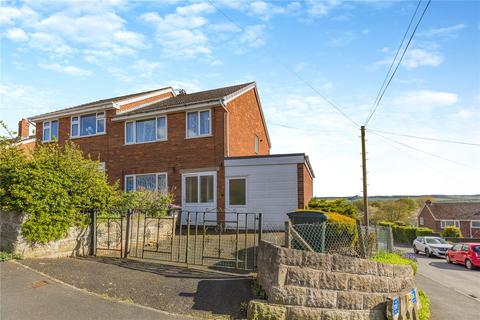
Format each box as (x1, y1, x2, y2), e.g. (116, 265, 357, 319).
(251, 240, 416, 320)
(0, 211, 91, 258)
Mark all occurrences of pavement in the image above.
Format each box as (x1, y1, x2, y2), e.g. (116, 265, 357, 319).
(16, 256, 254, 319)
(411, 250, 480, 320)
(0, 261, 186, 320)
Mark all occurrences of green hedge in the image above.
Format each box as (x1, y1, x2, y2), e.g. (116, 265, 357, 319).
(378, 221, 436, 244)
(442, 226, 463, 238)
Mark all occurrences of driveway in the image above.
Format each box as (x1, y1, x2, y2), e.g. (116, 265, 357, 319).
(411, 251, 480, 320)
(0, 261, 185, 320)
(17, 256, 253, 319)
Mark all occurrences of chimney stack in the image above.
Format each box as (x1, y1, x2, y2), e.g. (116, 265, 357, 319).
(425, 200, 432, 205)
(18, 118, 30, 139)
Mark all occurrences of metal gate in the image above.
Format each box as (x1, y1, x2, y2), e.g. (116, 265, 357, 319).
(92, 210, 263, 271)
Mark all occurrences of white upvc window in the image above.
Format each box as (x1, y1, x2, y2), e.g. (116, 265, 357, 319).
(186, 110, 211, 138)
(419, 217, 424, 226)
(440, 220, 460, 229)
(125, 116, 167, 144)
(471, 221, 480, 228)
(184, 173, 215, 204)
(124, 173, 168, 193)
(71, 112, 105, 138)
(254, 135, 259, 154)
(43, 120, 58, 142)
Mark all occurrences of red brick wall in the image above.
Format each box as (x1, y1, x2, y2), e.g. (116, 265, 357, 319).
(226, 88, 270, 156)
(459, 221, 472, 238)
(18, 118, 29, 138)
(297, 163, 313, 209)
(472, 227, 480, 238)
(35, 106, 227, 212)
(418, 206, 438, 232)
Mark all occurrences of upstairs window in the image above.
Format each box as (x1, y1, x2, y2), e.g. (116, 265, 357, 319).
(419, 217, 424, 226)
(254, 135, 259, 154)
(71, 112, 105, 138)
(125, 116, 167, 144)
(43, 120, 58, 142)
(187, 110, 211, 138)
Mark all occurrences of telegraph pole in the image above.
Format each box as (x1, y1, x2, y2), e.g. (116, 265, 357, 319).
(361, 126, 369, 227)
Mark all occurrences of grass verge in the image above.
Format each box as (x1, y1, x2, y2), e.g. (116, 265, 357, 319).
(370, 251, 417, 274)
(0, 251, 22, 262)
(419, 289, 430, 320)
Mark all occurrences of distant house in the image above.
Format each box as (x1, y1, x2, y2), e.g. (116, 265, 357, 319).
(26, 82, 314, 225)
(9, 119, 36, 154)
(417, 200, 480, 237)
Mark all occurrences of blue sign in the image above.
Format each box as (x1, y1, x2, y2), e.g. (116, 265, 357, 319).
(411, 289, 417, 304)
(392, 298, 399, 315)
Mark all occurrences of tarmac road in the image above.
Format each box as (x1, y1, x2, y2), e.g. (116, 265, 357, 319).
(413, 250, 480, 320)
(0, 261, 188, 320)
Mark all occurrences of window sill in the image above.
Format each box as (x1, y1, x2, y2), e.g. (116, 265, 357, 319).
(70, 132, 106, 139)
(185, 134, 212, 140)
(124, 139, 168, 146)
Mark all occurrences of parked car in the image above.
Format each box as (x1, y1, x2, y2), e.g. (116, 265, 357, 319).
(446, 243, 480, 270)
(413, 236, 452, 258)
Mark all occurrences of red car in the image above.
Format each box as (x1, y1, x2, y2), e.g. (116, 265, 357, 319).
(446, 243, 480, 270)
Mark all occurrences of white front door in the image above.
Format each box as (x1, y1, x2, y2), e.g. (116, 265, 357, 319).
(181, 171, 217, 224)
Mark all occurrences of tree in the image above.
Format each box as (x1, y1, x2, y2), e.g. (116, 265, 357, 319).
(308, 198, 359, 218)
(369, 198, 418, 225)
(0, 138, 118, 243)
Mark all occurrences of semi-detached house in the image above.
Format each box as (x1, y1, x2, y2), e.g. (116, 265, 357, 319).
(26, 82, 314, 225)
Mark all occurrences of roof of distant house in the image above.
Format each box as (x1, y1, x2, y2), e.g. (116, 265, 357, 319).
(424, 202, 480, 220)
(120, 82, 255, 116)
(28, 86, 173, 121)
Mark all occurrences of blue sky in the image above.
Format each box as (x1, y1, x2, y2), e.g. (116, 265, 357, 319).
(1, 0, 479, 196)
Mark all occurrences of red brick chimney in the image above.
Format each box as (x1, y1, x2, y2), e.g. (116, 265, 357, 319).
(18, 118, 30, 139)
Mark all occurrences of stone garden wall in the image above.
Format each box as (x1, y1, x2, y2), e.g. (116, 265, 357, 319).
(250, 240, 416, 320)
(0, 211, 91, 258)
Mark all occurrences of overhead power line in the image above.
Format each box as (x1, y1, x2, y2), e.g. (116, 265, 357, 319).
(207, 0, 360, 128)
(368, 0, 422, 124)
(370, 131, 478, 171)
(368, 128, 480, 147)
(364, 0, 432, 126)
(372, 132, 479, 191)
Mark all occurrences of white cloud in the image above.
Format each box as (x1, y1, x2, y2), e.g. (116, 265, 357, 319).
(39, 63, 92, 76)
(403, 48, 443, 69)
(306, 0, 340, 18)
(0, 5, 38, 24)
(240, 25, 266, 48)
(375, 48, 443, 69)
(3, 27, 28, 42)
(29, 32, 75, 56)
(392, 90, 458, 108)
(419, 24, 466, 38)
(248, 1, 286, 20)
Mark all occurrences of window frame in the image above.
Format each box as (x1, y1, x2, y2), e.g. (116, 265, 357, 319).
(254, 135, 259, 154)
(471, 221, 480, 228)
(185, 109, 212, 139)
(182, 171, 216, 205)
(42, 119, 59, 142)
(124, 172, 168, 193)
(419, 216, 424, 226)
(440, 220, 460, 229)
(227, 177, 247, 207)
(70, 112, 106, 138)
(124, 116, 168, 145)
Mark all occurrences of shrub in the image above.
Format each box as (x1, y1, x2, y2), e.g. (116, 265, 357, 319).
(308, 198, 359, 218)
(416, 227, 435, 237)
(0, 141, 118, 243)
(111, 189, 175, 217)
(442, 226, 463, 238)
(392, 226, 417, 244)
(419, 290, 430, 320)
(378, 221, 395, 227)
(0, 251, 22, 262)
(325, 212, 356, 224)
(370, 251, 417, 275)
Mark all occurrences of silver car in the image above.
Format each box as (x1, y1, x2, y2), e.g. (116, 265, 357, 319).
(413, 236, 452, 258)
